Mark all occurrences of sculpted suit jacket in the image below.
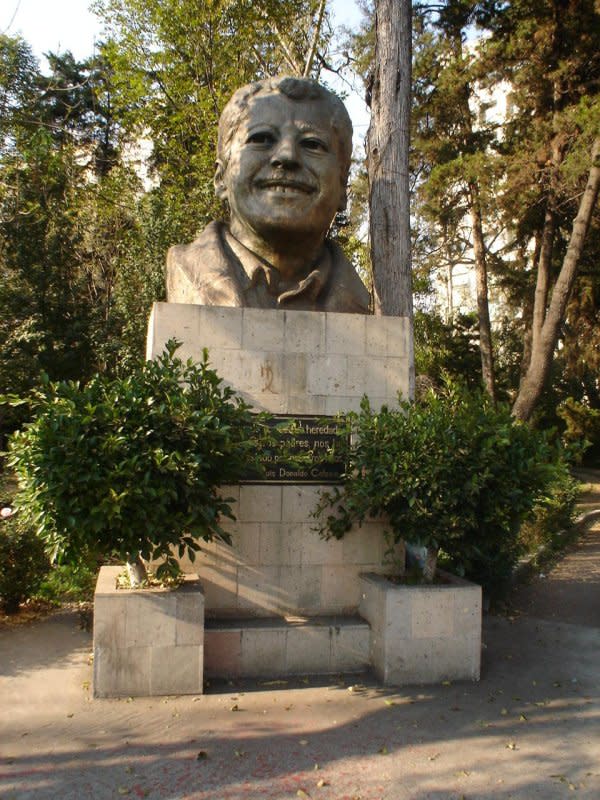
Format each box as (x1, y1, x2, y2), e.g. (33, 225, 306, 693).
(166, 221, 370, 314)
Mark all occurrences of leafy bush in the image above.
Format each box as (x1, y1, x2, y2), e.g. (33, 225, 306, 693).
(315, 383, 571, 598)
(517, 462, 579, 556)
(7, 341, 267, 581)
(557, 398, 600, 466)
(0, 512, 50, 614)
(35, 560, 99, 605)
(414, 311, 482, 393)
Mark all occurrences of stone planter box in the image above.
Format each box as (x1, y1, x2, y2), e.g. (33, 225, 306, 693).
(93, 566, 205, 698)
(359, 571, 481, 686)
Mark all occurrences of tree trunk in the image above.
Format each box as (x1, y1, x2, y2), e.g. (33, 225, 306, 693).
(512, 138, 600, 421)
(126, 554, 148, 587)
(469, 185, 496, 401)
(531, 132, 566, 353)
(367, 0, 413, 322)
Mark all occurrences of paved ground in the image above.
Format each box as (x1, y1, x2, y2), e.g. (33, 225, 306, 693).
(1, 475, 599, 800)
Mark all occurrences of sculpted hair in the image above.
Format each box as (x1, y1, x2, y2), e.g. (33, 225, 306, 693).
(217, 77, 353, 187)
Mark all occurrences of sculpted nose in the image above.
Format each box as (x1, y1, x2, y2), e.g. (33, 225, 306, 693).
(270, 136, 299, 169)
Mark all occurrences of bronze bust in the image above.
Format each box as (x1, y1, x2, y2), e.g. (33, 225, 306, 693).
(166, 77, 370, 314)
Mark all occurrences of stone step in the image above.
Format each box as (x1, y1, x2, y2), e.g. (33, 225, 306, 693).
(204, 615, 370, 679)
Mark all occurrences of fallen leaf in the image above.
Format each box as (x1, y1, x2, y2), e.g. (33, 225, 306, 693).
(378, 746, 388, 755)
(454, 770, 471, 777)
(316, 779, 329, 788)
(519, 713, 528, 721)
(506, 742, 517, 750)
(550, 775, 567, 783)
(299, 739, 309, 746)
(234, 750, 246, 758)
(384, 699, 397, 706)
(428, 753, 440, 761)
(442, 680, 452, 686)
(67, 713, 74, 718)
(500, 708, 509, 716)
(297, 791, 310, 799)
(230, 704, 239, 712)
(117, 788, 130, 796)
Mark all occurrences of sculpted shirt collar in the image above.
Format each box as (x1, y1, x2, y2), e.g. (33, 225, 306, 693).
(223, 227, 331, 306)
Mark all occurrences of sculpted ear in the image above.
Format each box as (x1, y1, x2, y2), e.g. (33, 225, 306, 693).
(214, 161, 227, 200)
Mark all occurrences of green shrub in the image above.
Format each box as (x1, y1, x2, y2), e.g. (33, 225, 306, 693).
(315, 382, 571, 599)
(0, 512, 50, 614)
(518, 462, 579, 556)
(35, 560, 99, 605)
(7, 341, 268, 581)
(557, 398, 600, 466)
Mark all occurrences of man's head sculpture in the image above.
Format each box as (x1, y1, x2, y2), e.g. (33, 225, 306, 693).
(166, 76, 370, 313)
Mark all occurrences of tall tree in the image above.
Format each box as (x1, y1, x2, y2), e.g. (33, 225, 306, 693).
(0, 36, 145, 424)
(367, 0, 414, 329)
(476, 0, 600, 420)
(511, 136, 600, 420)
(409, 2, 500, 399)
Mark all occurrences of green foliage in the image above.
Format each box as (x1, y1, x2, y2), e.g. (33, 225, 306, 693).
(0, 37, 153, 442)
(7, 341, 267, 579)
(414, 311, 482, 392)
(0, 512, 50, 614)
(315, 383, 571, 598)
(558, 398, 600, 466)
(35, 560, 99, 606)
(517, 462, 579, 557)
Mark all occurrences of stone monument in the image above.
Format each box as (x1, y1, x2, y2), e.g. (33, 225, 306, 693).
(144, 77, 479, 689)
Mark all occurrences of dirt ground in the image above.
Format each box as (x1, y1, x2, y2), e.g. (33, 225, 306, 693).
(1, 472, 599, 800)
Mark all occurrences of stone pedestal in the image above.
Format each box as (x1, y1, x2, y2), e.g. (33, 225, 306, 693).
(147, 303, 412, 619)
(93, 566, 204, 697)
(359, 571, 481, 685)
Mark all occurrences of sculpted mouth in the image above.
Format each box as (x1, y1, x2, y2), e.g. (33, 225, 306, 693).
(256, 179, 315, 194)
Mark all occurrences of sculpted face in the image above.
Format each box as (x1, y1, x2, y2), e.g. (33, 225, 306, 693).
(215, 93, 346, 249)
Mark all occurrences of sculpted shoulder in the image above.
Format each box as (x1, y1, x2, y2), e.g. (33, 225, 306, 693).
(326, 241, 371, 314)
(166, 222, 243, 306)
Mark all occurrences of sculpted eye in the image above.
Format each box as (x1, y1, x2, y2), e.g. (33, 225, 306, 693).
(247, 131, 275, 146)
(302, 137, 328, 152)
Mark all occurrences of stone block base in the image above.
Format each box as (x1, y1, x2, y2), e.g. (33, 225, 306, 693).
(93, 566, 204, 697)
(359, 571, 481, 685)
(204, 615, 370, 679)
